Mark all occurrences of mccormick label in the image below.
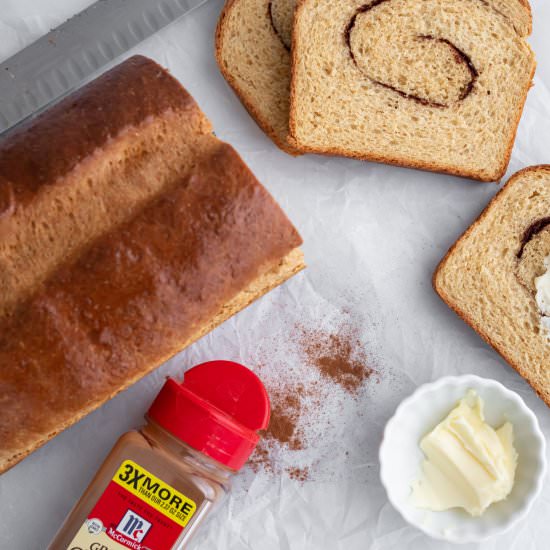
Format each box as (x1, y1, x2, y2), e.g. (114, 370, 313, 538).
(66, 460, 197, 550)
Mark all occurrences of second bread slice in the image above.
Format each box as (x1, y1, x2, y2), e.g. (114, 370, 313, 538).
(215, 0, 300, 155)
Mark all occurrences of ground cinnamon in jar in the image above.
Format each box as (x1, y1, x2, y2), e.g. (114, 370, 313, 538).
(48, 361, 270, 550)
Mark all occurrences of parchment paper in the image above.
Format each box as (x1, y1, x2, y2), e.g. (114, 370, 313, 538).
(1, 0, 550, 548)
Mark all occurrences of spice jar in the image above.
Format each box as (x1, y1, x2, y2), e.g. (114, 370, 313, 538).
(48, 360, 270, 550)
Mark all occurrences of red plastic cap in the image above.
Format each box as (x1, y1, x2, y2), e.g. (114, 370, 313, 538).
(147, 361, 270, 470)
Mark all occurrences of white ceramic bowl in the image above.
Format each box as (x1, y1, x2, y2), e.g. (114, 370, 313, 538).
(379, 375, 547, 543)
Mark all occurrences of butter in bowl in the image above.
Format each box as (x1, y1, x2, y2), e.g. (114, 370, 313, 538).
(379, 375, 547, 543)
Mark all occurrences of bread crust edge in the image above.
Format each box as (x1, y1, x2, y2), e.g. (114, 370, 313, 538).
(433, 165, 550, 406)
(215, 0, 302, 156)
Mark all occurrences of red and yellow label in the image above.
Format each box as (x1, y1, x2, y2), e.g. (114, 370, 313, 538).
(66, 460, 197, 550)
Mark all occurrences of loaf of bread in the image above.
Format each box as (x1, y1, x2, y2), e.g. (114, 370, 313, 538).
(290, 0, 536, 181)
(0, 56, 304, 474)
(434, 166, 550, 405)
(215, 0, 300, 155)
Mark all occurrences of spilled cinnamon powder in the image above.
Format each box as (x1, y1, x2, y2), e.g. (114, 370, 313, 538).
(249, 385, 308, 475)
(303, 328, 373, 394)
(249, 317, 377, 481)
(288, 466, 310, 482)
(265, 391, 304, 451)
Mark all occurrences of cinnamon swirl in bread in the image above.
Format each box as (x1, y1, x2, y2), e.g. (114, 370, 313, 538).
(290, 0, 535, 181)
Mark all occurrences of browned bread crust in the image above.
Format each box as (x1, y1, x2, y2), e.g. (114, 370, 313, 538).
(0, 55, 217, 319)
(0, 55, 198, 202)
(434, 166, 550, 405)
(0, 56, 304, 473)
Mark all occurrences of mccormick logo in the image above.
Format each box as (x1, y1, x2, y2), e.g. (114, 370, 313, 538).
(116, 509, 152, 543)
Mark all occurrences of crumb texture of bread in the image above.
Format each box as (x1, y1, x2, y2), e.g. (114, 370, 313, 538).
(215, 0, 300, 154)
(290, 0, 535, 181)
(434, 166, 550, 405)
(0, 56, 304, 474)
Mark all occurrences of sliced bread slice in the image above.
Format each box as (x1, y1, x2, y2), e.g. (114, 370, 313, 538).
(290, 0, 535, 181)
(215, 0, 300, 155)
(434, 166, 550, 405)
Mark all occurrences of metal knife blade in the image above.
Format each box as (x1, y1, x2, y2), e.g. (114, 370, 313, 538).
(0, 0, 208, 134)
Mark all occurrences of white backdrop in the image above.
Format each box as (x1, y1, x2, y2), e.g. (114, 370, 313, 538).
(1, 1, 550, 548)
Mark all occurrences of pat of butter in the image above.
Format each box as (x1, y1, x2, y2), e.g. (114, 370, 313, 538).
(535, 255, 550, 334)
(411, 390, 517, 517)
